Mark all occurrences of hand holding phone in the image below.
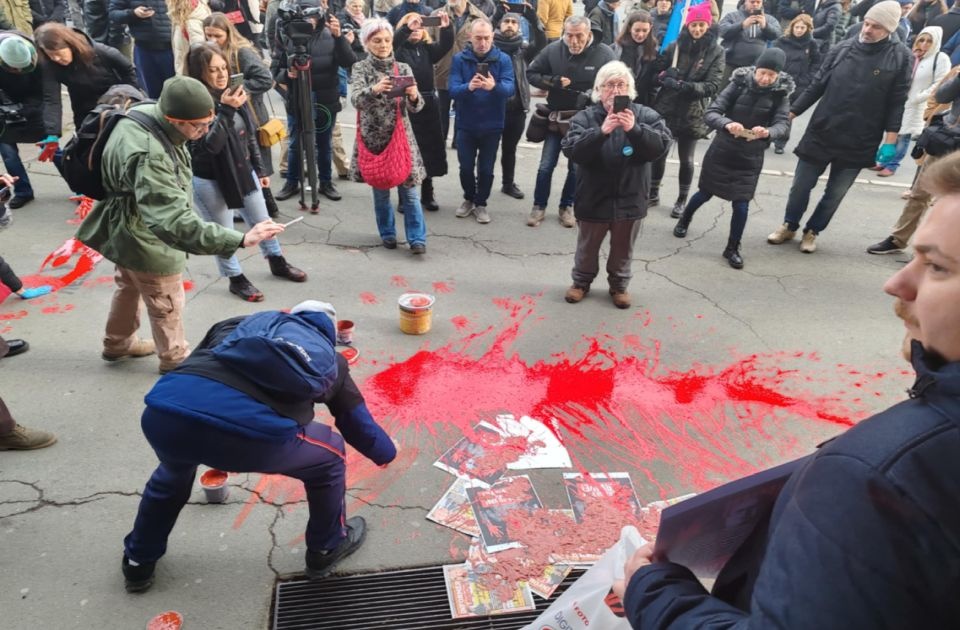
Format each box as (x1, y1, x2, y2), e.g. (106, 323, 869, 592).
(228, 73, 244, 90)
(420, 15, 441, 26)
(476, 62, 490, 77)
(386, 75, 415, 97)
(613, 95, 630, 113)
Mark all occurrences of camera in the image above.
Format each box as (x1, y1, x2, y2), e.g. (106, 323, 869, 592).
(0, 90, 25, 127)
(277, 0, 326, 48)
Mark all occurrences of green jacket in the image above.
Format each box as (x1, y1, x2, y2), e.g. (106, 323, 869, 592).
(77, 104, 244, 275)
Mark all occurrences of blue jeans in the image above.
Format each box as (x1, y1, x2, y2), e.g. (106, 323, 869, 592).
(456, 128, 501, 207)
(192, 173, 282, 277)
(783, 158, 861, 234)
(133, 45, 175, 100)
(0, 143, 33, 198)
(124, 407, 347, 563)
(287, 95, 335, 185)
(372, 185, 426, 246)
(879, 133, 912, 172)
(683, 191, 750, 243)
(534, 130, 576, 209)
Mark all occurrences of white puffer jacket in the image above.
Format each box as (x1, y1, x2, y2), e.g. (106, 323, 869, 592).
(901, 25, 951, 135)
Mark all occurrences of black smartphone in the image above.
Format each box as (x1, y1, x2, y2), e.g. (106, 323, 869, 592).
(476, 62, 489, 77)
(228, 73, 244, 89)
(387, 74, 416, 97)
(420, 15, 441, 26)
(750, 8, 763, 15)
(613, 95, 630, 113)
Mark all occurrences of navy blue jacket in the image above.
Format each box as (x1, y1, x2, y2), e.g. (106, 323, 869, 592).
(624, 342, 960, 629)
(449, 44, 515, 132)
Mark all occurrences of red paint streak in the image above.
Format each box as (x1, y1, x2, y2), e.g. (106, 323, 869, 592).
(432, 281, 455, 294)
(451, 315, 471, 331)
(359, 292, 379, 305)
(390, 275, 409, 288)
(0, 310, 27, 321)
(65, 196, 95, 225)
(182, 280, 195, 292)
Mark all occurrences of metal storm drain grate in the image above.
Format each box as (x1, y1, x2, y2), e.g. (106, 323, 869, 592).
(273, 565, 586, 630)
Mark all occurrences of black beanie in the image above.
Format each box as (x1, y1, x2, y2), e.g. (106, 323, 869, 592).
(755, 48, 785, 73)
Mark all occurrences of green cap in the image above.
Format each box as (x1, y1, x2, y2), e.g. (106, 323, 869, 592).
(158, 76, 215, 122)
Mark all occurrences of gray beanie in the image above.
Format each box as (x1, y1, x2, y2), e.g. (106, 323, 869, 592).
(865, 0, 901, 34)
(0, 34, 36, 73)
(158, 76, 215, 122)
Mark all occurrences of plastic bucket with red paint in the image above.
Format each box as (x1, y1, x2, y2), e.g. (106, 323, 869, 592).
(336, 319, 355, 345)
(199, 469, 230, 503)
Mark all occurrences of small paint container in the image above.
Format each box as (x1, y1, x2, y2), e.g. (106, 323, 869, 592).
(337, 346, 360, 365)
(199, 469, 230, 503)
(398, 292, 435, 335)
(336, 319, 355, 345)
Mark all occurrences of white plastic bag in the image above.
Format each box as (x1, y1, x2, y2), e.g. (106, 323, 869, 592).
(520, 526, 646, 630)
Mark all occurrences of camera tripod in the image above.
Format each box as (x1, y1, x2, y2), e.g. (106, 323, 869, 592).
(290, 49, 320, 213)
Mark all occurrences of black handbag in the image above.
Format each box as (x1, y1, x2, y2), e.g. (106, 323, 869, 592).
(525, 103, 551, 143)
(913, 113, 960, 159)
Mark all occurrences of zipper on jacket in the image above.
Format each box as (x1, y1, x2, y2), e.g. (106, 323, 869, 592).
(907, 373, 936, 399)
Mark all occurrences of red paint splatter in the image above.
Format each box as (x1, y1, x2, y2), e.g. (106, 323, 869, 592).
(65, 196, 95, 225)
(432, 281, 455, 294)
(0, 310, 28, 321)
(359, 292, 379, 305)
(40, 304, 75, 315)
(146, 611, 183, 630)
(451, 315, 471, 331)
(390, 275, 409, 288)
(182, 280, 195, 292)
(0, 238, 101, 309)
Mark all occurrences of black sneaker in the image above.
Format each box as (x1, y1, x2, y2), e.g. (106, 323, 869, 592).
(866, 236, 903, 255)
(275, 181, 300, 201)
(122, 555, 156, 593)
(9, 195, 33, 209)
(382, 237, 397, 249)
(228, 274, 264, 302)
(319, 181, 341, 201)
(304, 516, 367, 579)
(501, 183, 524, 199)
(774, 146, 785, 155)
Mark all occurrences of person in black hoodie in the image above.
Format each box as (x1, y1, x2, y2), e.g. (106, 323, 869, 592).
(613, 10, 660, 106)
(494, 5, 545, 199)
(185, 43, 306, 302)
(0, 32, 44, 208)
(673, 49, 793, 270)
(394, 11, 454, 211)
(108, 0, 174, 98)
(772, 13, 819, 153)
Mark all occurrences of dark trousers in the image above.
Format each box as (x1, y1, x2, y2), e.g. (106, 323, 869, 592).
(572, 219, 641, 291)
(457, 128, 502, 207)
(0, 336, 12, 434)
(0, 144, 33, 198)
(124, 407, 348, 563)
(534, 129, 577, 208)
(437, 89, 452, 143)
(287, 95, 336, 185)
(783, 158, 861, 234)
(0, 255, 23, 292)
(500, 108, 527, 187)
(652, 135, 698, 192)
(133, 45, 175, 99)
(684, 191, 750, 243)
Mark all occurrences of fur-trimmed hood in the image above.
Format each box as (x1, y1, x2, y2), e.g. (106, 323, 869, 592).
(730, 64, 796, 99)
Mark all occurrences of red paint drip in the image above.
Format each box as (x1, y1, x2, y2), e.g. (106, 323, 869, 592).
(359, 292, 379, 305)
(432, 281, 455, 294)
(390, 275, 409, 288)
(451, 315, 471, 331)
(182, 280, 194, 292)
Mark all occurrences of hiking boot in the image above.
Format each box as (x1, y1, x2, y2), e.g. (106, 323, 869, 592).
(102, 338, 156, 362)
(275, 181, 300, 201)
(610, 290, 631, 309)
(723, 240, 744, 269)
(122, 555, 156, 593)
(564, 285, 589, 303)
(501, 183, 524, 199)
(382, 237, 397, 249)
(767, 223, 796, 244)
(0, 423, 57, 450)
(800, 230, 817, 253)
(318, 181, 341, 201)
(474, 206, 491, 224)
(305, 516, 367, 579)
(410, 243, 426, 255)
(267, 255, 307, 282)
(670, 199, 685, 219)
(262, 187, 280, 219)
(527, 205, 546, 227)
(559, 206, 575, 228)
(867, 236, 904, 255)
(455, 200, 475, 218)
(229, 274, 264, 302)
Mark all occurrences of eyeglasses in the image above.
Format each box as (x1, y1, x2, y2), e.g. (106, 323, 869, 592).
(602, 81, 629, 91)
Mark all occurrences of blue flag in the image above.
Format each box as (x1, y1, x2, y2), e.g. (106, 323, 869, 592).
(659, 0, 709, 53)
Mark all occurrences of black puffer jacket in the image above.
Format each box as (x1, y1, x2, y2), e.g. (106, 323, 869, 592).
(108, 0, 172, 49)
(40, 31, 139, 135)
(773, 33, 820, 99)
(527, 29, 617, 112)
(652, 27, 725, 139)
(494, 17, 546, 113)
(273, 25, 356, 108)
(190, 97, 264, 209)
(0, 67, 45, 144)
(616, 40, 659, 106)
(698, 67, 792, 200)
(812, 0, 841, 50)
(625, 342, 960, 629)
(85, 0, 130, 49)
(562, 101, 673, 222)
(29, 0, 65, 26)
(792, 36, 911, 169)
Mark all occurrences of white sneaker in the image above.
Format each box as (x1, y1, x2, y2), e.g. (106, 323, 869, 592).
(455, 200, 475, 218)
(800, 230, 817, 253)
(474, 206, 491, 224)
(767, 223, 797, 244)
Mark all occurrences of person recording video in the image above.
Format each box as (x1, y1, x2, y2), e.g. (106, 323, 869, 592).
(0, 32, 45, 209)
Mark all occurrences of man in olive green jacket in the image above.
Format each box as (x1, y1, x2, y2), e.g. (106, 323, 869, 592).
(77, 76, 284, 374)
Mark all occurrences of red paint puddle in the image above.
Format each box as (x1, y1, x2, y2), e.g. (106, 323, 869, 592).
(451, 315, 471, 331)
(182, 280, 194, 292)
(432, 281, 455, 294)
(359, 292, 379, 305)
(390, 275, 409, 288)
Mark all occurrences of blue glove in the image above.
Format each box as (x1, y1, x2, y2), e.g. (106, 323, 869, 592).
(18, 286, 52, 299)
(876, 143, 897, 164)
(39, 134, 59, 146)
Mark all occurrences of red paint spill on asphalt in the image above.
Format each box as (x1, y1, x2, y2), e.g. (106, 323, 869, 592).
(451, 315, 471, 331)
(146, 611, 183, 630)
(359, 292, 379, 305)
(390, 275, 409, 288)
(432, 281, 455, 294)
(182, 280, 195, 292)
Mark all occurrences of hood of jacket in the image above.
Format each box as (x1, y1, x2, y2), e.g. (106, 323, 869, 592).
(910, 340, 960, 402)
(918, 25, 944, 58)
(731, 64, 796, 99)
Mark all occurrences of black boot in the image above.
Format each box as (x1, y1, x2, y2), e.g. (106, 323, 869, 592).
(673, 206, 695, 238)
(276, 181, 300, 201)
(722, 239, 744, 269)
(267, 255, 307, 282)
(262, 187, 280, 218)
(648, 180, 660, 206)
(421, 178, 439, 212)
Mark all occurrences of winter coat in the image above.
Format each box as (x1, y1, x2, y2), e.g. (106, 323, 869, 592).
(718, 8, 782, 69)
(652, 28, 725, 139)
(28, 0, 63, 26)
(652, 9, 670, 40)
(85, 0, 130, 49)
(230, 46, 275, 158)
(933, 66, 960, 126)
(0, 65, 45, 144)
(624, 342, 960, 630)
(562, 101, 672, 222)
(433, 1, 486, 90)
(495, 13, 546, 112)
(527, 31, 617, 111)
(40, 32, 139, 135)
(171, 0, 211, 74)
(698, 66, 792, 200)
(931, 6, 960, 43)
(909, 0, 946, 35)
(776, 0, 812, 22)
(0, 0, 33, 34)
(811, 0, 840, 51)
(791, 36, 912, 168)
(109, 0, 173, 49)
(209, 0, 260, 42)
(773, 32, 820, 98)
(76, 103, 244, 274)
(449, 44, 515, 132)
(274, 25, 357, 108)
(338, 10, 367, 60)
(587, 1, 618, 46)
(615, 39, 659, 106)
(189, 96, 264, 209)
(536, 0, 571, 39)
(901, 26, 950, 135)
(942, 27, 960, 65)
(386, 0, 429, 25)
(348, 54, 427, 187)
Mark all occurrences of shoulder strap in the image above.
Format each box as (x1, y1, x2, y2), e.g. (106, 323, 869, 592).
(125, 109, 184, 186)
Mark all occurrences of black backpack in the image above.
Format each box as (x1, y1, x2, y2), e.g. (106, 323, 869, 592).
(61, 84, 181, 200)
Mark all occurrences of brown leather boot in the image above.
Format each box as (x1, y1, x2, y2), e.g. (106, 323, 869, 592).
(268, 255, 307, 282)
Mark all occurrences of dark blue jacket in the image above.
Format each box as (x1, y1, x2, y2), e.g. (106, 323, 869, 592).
(449, 44, 515, 132)
(624, 342, 960, 629)
(108, 0, 172, 50)
(387, 0, 430, 26)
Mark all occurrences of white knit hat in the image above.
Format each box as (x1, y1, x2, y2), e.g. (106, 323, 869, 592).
(865, 0, 901, 34)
